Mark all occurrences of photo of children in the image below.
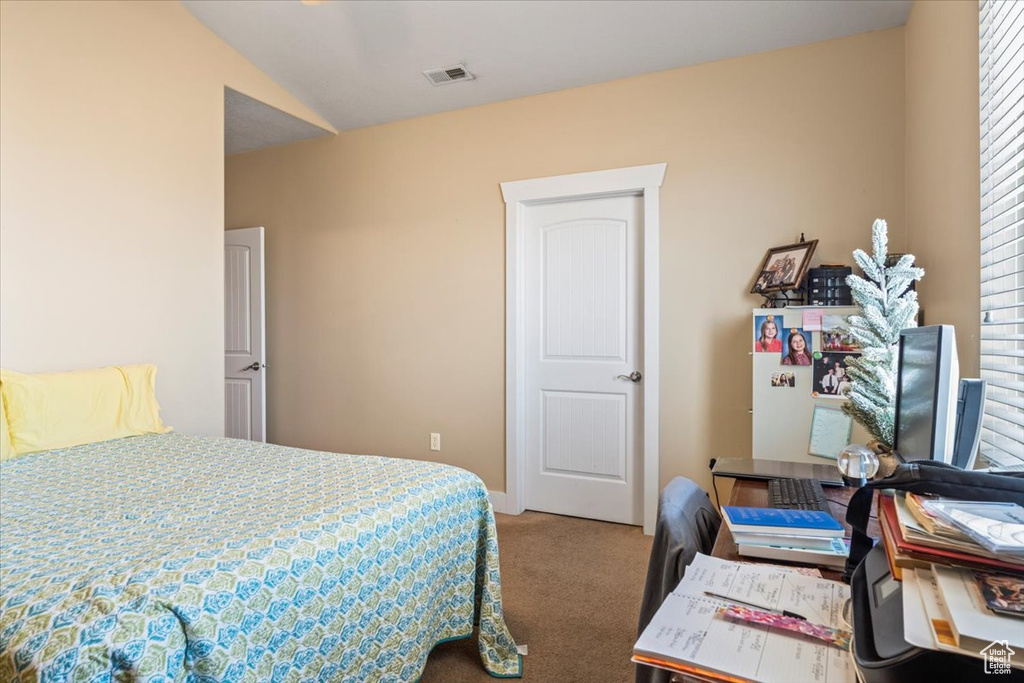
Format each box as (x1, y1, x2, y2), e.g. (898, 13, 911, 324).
(780, 327, 813, 366)
(812, 353, 860, 398)
(771, 372, 796, 387)
(822, 315, 861, 353)
(754, 315, 783, 353)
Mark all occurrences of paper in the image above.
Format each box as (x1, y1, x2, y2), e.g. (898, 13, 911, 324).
(634, 553, 854, 682)
(916, 568, 965, 650)
(737, 560, 823, 578)
(901, 569, 936, 651)
(808, 404, 853, 459)
(912, 568, 999, 662)
(803, 310, 823, 332)
(924, 501, 1024, 556)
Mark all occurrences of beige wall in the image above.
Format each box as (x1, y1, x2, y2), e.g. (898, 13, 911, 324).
(226, 29, 906, 493)
(0, 1, 332, 435)
(905, 0, 981, 378)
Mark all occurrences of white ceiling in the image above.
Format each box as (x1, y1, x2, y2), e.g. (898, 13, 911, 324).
(187, 0, 912, 143)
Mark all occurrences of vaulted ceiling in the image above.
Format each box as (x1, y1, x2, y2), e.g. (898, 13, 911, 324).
(185, 0, 912, 152)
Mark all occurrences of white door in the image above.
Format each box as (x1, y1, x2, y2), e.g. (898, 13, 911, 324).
(224, 227, 266, 442)
(523, 194, 643, 525)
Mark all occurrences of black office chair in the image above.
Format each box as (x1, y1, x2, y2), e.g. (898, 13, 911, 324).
(636, 477, 721, 683)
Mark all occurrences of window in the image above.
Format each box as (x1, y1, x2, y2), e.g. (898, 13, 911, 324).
(979, 0, 1023, 465)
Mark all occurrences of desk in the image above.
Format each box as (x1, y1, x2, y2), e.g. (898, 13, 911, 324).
(663, 479, 876, 683)
(710, 478, 880, 582)
(666, 480, 870, 683)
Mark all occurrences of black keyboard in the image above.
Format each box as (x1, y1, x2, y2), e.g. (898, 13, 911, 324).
(767, 478, 832, 513)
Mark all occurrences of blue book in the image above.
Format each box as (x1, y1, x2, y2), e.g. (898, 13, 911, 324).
(722, 506, 845, 538)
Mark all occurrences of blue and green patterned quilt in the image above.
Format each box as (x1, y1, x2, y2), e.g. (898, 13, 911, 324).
(0, 434, 522, 681)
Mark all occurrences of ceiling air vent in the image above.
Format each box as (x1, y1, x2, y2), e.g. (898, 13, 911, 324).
(423, 64, 475, 86)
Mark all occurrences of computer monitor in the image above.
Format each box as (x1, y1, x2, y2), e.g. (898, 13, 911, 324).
(951, 378, 986, 470)
(893, 325, 960, 464)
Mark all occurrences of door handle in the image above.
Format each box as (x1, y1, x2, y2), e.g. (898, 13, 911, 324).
(242, 362, 265, 372)
(617, 371, 642, 383)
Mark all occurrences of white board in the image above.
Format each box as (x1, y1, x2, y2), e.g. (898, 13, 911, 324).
(751, 307, 871, 463)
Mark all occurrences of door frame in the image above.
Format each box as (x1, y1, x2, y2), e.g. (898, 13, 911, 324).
(500, 163, 666, 534)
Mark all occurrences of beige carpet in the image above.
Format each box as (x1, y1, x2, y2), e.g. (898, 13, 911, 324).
(420, 510, 654, 683)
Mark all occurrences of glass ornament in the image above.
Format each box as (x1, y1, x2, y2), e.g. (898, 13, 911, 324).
(837, 444, 879, 487)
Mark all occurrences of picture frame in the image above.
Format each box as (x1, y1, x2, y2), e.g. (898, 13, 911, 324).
(749, 239, 818, 293)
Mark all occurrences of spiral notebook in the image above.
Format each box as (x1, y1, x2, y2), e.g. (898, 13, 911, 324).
(633, 553, 854, 683)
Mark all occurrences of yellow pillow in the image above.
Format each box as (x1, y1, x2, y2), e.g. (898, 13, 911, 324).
(0, 364, 171, 456)
(0, 389, 15, 461)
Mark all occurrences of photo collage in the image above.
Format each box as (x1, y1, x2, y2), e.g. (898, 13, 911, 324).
(754, 314, 860, 398)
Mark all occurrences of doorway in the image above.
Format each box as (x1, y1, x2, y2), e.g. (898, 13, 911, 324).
(501, 164, 666, 533)
(224, 226, 266, 441)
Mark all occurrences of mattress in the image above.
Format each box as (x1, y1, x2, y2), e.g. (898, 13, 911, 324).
(0, 433, 522, 681)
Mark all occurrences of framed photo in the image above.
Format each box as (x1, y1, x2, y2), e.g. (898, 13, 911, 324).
(750, 239, 818, 293)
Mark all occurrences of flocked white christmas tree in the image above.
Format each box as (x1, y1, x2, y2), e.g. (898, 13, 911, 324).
(841, 219, 924, 450)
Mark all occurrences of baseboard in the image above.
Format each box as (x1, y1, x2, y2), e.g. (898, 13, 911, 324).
(488, 490, 507, 514)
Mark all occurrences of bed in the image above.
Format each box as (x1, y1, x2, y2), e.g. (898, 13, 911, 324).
(0, 433, 522, 681)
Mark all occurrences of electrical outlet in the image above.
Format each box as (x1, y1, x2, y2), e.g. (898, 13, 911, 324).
(430, 433, 441, 451)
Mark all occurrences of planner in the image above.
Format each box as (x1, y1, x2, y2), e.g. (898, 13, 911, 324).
(633, 553, 854, 682)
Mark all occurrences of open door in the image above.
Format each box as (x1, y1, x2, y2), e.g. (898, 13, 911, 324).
(224, 227, 266, 441)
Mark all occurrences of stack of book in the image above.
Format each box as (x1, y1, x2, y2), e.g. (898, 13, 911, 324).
(722, 505, 850, 569)
(878, 491, 1023, 667)
(879, 493, 1024, 578)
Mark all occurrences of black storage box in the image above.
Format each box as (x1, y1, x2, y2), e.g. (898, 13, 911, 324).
(804, 266, 853, 306)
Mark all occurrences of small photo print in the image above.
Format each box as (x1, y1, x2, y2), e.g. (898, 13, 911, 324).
(822, 315, 861, 353)
(771, 372, 796, 388)
(754, 314, 783, 353)
(974, 571, 1024, 617)
(780, 327, 813, 366)
(812, 353, 859, 398)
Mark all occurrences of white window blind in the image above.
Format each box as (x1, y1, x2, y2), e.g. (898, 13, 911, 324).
(979, 0, 1024, 466)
